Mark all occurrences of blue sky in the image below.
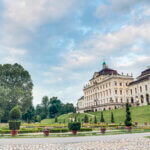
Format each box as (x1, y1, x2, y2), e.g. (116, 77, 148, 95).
(0, 0, 150, 105)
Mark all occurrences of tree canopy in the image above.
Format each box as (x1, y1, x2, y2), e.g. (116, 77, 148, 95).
(0, 63, 33, 122)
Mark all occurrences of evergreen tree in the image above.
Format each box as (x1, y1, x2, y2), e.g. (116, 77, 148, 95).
(125, 103, 132, 126)
(94, 115, 97, 124)
(84, 115, 89, 123)
(100, 112, 105, 123)
(111, 112, 115, 123)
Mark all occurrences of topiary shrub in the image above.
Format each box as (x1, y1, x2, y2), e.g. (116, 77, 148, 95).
(9, 106, 22, 136)
(94, 115, 97, 124)
(9, 106, 21, 120)
(9, 121, 21, 130)
(124, 103, 132, 126)
(111, 112, 115, 123)
(68, 122, 81, 131)
(100, 112, 105, 123)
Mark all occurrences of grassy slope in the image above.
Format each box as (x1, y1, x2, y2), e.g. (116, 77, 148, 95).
(41, 105, 150, 125)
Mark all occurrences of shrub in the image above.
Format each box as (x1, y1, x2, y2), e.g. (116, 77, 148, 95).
(9, 106, 21, 120)
(55, 116, 58, 123)
(9, 121, 21, 130)
(79, 128, 92, 132)
(50, 128, 69, 133)
(111, 112, 115, 123)
(94, 115, 97, 124)
(84, 115, 89, 123)
(124, 103, 132, 126)
(0, 130, 11, 134)
(36, 115, 41, 123)
(68, 122, 81, 131)
(100, 112, 105, 123)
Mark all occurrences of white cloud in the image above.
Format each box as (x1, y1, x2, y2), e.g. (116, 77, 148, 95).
(0, 45, 27, 64)
(96, 0, 150, 18)
(3, 0, 77, 30)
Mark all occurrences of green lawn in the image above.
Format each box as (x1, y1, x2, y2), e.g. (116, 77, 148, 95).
(41, 105, 150, 125)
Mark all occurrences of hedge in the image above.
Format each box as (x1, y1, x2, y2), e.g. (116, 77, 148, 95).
(50, 128, 69, 133)
(79, 128, 92, 132)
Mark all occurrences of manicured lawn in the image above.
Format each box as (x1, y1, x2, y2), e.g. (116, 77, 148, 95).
(41, 105, 150, 125)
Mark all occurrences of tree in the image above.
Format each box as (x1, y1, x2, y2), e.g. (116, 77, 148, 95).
(94, 115, 97, 124)
(84, 115, 89, 123)
(49, 97, 62, 118)
(111, 112, 115, 123)
(22, 105, 35, 123)
(9, 106, 21, 120)
(41, 96, 49, 118)
(124, 103, 132, 126)
(100, 112, 105, 123)
(0, 63, 33, 121)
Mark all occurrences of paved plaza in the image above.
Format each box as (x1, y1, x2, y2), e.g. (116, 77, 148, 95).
(0, 133, 150, 150)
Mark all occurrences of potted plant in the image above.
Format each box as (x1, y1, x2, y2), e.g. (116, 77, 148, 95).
(9, 106, 21, 136)
(68, 122, 81, 135)
(135, 122, 138, 126)
(124, 103, 132, 132)
(100, 125, 106, 134)
(43, 128, 50, 136)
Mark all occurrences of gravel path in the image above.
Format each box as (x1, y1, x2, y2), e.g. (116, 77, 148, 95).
(0, 132, 150, 150)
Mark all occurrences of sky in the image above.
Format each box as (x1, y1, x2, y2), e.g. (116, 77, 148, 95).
(0, 0, 150, 106)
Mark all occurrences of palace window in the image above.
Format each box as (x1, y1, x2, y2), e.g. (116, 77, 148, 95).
(130, 89, 132, 95)
(145, 85, 148, 91)
(120, 82, 122, 86)
(120, 90, 122, 95)
(115, 90, 117, 94)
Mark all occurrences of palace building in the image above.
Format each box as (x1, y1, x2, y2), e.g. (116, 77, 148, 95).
(77, 62, 150, 113)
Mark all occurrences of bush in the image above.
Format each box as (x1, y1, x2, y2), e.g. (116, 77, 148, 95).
(100, 112, 105, 123)
(84, 115, 89, 123)
(9, 106, 21, 120)
(9, 121, 21, 130)
(111, 112, 115, 123)
(94, 116, 97, 124)
(79, 128, 92, 132)
(68, 122, 81, 131)
(125, 103, 132, 126)
(50, 128, 69, 133)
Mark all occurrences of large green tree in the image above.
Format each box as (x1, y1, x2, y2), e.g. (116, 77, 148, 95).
(0, 63, 33, 122)
(22, 105, 35, 123)
(49, 97, 62, 118)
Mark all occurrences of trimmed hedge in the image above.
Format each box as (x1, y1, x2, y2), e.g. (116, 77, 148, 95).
(79, 128, 92, 132)
(68, 122, 81, 131)
(50, 128, 69, 133)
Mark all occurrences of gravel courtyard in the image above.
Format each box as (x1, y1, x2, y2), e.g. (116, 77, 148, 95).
(0, 133, 150, 150)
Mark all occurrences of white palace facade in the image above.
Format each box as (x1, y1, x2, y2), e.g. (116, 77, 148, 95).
(77, 62, 150, 113)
